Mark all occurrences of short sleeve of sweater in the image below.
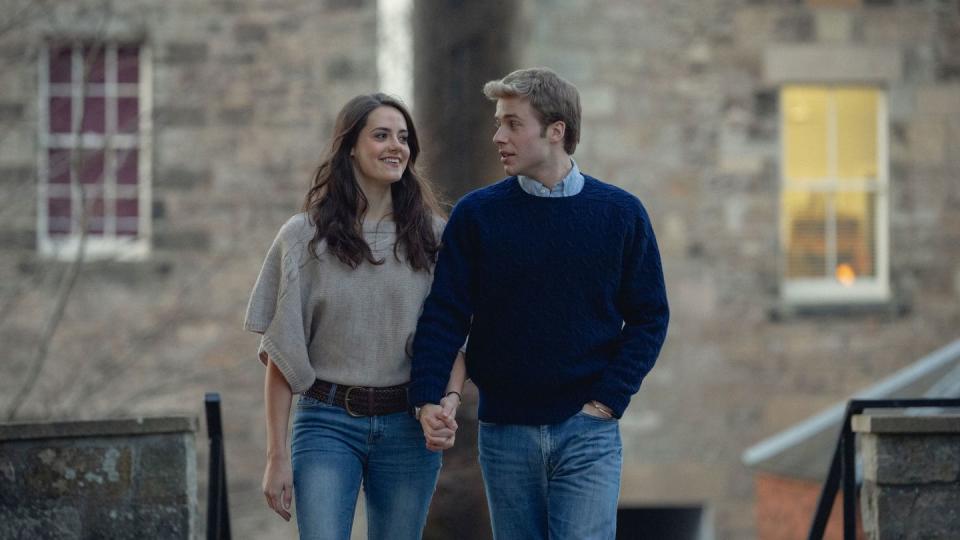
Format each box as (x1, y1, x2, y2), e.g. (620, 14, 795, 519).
(243, 217, 316, 394)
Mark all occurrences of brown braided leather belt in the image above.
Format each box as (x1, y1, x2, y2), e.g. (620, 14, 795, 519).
(303, 379, 410, 417)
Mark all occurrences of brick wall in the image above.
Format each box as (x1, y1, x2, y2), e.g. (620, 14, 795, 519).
(755, 472, 864, 540)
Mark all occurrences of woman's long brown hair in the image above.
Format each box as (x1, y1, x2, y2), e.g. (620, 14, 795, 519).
(303, 94, 443, 271)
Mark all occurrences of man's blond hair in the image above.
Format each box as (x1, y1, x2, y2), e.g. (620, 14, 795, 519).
(483, 67, 581, 155)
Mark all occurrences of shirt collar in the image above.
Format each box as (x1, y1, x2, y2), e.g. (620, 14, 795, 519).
(517, 159, 584, 198)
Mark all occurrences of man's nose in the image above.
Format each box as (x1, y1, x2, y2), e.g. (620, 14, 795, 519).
(492, 126, 506, 145)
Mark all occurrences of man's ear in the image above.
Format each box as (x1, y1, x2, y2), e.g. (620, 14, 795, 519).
(548, 121, 566, 144)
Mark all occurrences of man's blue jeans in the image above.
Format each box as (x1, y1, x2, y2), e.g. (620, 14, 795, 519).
(290, 394, 441, 540)
(478, 411, 623, 540)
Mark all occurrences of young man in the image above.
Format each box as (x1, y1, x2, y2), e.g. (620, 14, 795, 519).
(410, 67, 669, 539)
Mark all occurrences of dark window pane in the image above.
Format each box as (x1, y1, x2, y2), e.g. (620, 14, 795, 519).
(48, 198, 72, 234)
(82, 45, 106, 84)
(117, 46, 139, 83)
(116, 198, 139, 218)
(82, 195, 105, 234)
(117, 97, 138, 133)
(81, 97, 105, 133)
(79, 151, 105, 184)
(49, 46, 72, 84)
(116, 149, 138, 185)
(49, 197, 72, 218)
(48, 149, 71, 184)
(49, 97, 72, 133)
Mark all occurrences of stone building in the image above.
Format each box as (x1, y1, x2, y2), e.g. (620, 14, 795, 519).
(1, 0, 958, 538)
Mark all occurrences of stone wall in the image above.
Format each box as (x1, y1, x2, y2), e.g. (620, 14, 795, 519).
(854, 413, 960, 540)
(0, 417, 197, 540)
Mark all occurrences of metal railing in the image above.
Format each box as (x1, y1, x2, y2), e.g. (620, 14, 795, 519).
(807, 397, 960, 540)
(205, 392, 232, 540)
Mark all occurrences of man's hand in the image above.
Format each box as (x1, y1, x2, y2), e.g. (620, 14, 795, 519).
(262, 454, 294, 521)
(420, 397, 459, 452)
(581, 400, 614, 419)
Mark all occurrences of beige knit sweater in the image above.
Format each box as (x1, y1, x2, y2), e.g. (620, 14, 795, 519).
(243, 213, 443, 393)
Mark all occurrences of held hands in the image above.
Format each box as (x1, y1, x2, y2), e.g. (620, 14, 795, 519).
(262, 454, 294, 521)
(420, 393, 460, 452)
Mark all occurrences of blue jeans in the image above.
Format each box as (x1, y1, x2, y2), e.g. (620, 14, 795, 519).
(478, 411, 622, 540)
(291, 394, 441, 540)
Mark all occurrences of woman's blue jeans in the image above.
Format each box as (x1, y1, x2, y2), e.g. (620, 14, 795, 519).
(291, 394, 441, 540)
(478, 411, 623, 540)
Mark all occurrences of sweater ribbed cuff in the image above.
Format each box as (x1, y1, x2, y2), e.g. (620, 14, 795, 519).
(589, 384, 631, 418)
(407, 380, 445, 407)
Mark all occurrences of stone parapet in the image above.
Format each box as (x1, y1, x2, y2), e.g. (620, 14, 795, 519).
(853, 414, 960, 540)
(0, 416, 197, 540)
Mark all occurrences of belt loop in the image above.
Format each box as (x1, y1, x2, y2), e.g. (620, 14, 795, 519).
(325, 383, 337, 404)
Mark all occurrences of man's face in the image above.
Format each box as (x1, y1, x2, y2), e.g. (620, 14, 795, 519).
(492, 96, 551, 178)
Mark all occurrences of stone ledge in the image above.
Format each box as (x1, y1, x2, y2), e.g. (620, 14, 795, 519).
(764, 45, 902, 84)
(0, 416, 197, 442)
(852, 414, 960, 434)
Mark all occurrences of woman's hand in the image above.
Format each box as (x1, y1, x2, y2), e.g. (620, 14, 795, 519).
(262, 454, 294, 521)
(439, 391, 460, 425)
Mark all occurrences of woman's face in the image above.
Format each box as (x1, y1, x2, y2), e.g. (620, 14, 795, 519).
(350, 105, 410, 190)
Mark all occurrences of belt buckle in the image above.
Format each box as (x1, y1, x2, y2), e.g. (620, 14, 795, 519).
(343, 386, 365, 417)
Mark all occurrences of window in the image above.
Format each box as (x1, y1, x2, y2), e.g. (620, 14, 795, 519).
(779, 85, 889, 305)
(38, 42, 152, 260)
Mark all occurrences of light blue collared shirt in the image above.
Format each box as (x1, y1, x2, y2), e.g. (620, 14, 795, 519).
(517, 159, 584, 198)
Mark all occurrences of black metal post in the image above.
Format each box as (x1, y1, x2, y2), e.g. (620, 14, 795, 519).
(806, 421, 843, 540)
(841, 416, 857, 539)
(205, 392, 232, 540)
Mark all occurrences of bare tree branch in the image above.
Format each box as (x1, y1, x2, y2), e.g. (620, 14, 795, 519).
(4, 23, 114, 420)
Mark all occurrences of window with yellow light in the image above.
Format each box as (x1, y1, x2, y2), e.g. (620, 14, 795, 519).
(780, 85, 889, 304)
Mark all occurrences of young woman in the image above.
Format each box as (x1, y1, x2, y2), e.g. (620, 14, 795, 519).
(244, 93, 465, 540)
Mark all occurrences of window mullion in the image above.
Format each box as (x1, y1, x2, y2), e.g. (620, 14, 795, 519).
(825, 89, 838, 278)
(105, 43, 117, 238)
(38, 44, 51, 248)
(70, 42, 83, 237)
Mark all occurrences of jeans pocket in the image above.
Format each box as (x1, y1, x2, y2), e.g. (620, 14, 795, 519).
(298, 394, 334, 409)
(576, 410, 618, 423)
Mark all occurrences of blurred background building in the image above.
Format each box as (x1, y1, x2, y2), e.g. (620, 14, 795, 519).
(1, 0, 958, 538)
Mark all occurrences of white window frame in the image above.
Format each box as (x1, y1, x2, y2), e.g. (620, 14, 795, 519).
(37, 41, 153, 261)
(778, 85, 890, 306)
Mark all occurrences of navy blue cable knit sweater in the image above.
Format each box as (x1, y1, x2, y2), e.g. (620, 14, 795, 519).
(409, 175, 669, 425)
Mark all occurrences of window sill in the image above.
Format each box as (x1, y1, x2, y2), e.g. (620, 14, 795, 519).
(16, 254, 174, 285)
(769, 296, 910, 321)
